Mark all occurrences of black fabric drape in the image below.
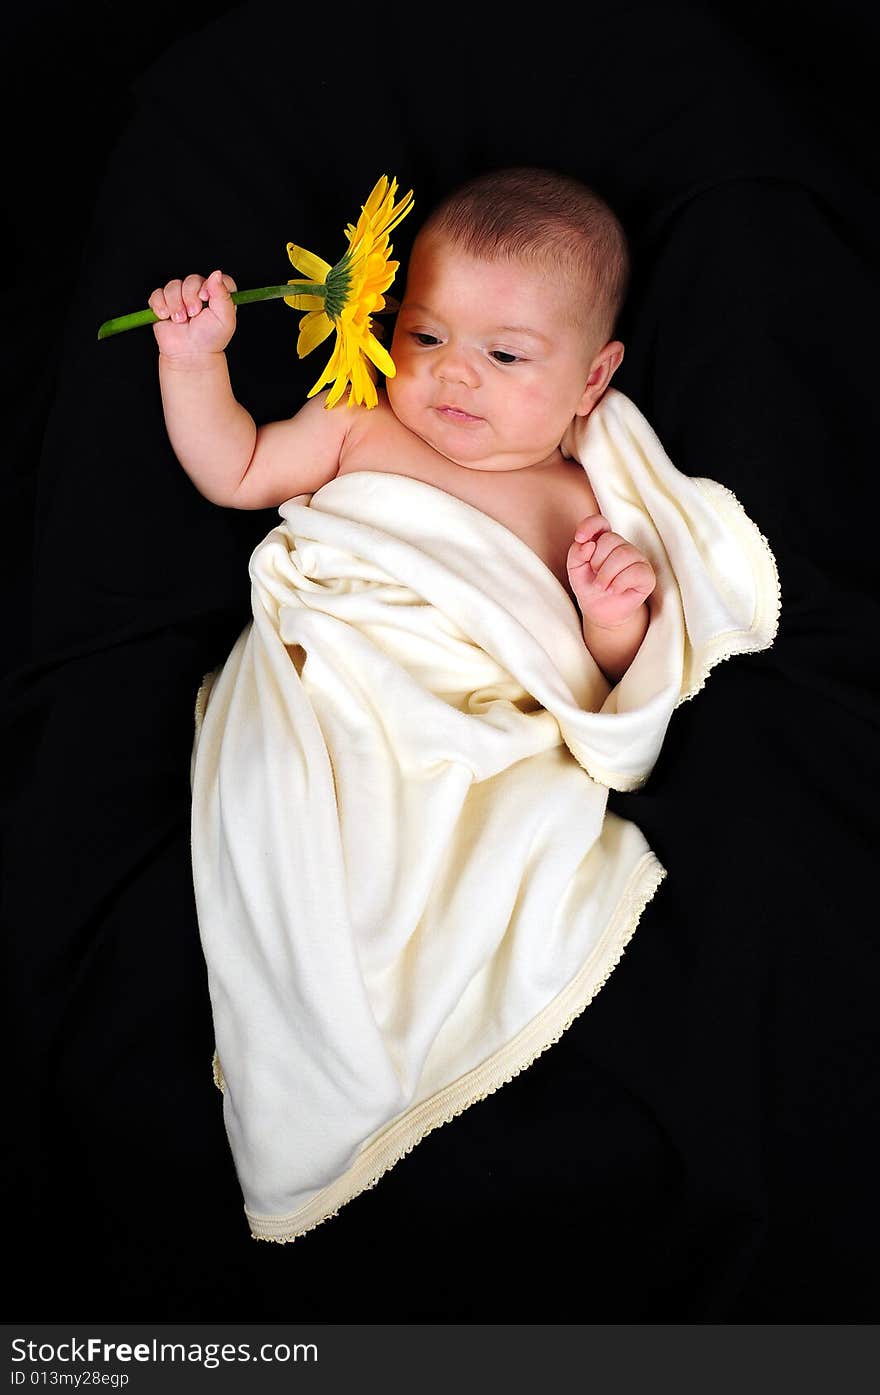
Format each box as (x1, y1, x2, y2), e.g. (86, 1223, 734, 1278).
(4, 2, 878, 1319)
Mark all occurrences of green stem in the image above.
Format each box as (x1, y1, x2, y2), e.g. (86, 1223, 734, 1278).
(96, 282, 327, 340)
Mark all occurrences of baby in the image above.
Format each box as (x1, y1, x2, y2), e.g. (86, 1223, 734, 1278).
(151, 166, 656, 684)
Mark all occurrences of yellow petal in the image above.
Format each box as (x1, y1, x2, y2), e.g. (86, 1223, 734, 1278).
(361, 331, 396, 378)
(306, 337, 342, 399)
(364, 174, 389, 217)
(384, 188, 415, 236)
(354, 359, 378, 409)
(286, 243, 332, 280)
(325, 371, 349, 409)
(321, 336, 357, 402)
(296, 310, 335, 358)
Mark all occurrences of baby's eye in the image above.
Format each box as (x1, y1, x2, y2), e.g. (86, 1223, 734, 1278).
(490, 350, 521, 365)
(412, 332, 440, 346)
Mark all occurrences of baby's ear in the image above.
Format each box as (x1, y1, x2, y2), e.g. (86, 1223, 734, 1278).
(576, 340, 625, 417)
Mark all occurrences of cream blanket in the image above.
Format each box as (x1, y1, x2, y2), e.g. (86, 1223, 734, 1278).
(189, 388, 780, 1242)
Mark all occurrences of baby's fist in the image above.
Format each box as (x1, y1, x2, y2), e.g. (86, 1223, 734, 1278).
(149, 270, 237, 357)
(567, 515, 656, 629)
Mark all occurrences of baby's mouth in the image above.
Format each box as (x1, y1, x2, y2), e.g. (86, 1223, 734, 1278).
(435, 403, 482, 424)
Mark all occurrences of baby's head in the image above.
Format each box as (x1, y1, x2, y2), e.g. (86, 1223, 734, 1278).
(417, 166, 630, 357)
(387, 167, 630, 472)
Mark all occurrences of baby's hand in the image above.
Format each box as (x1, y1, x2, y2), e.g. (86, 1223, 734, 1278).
(567, 515, 656, 630)
(149, 270, 237, 357)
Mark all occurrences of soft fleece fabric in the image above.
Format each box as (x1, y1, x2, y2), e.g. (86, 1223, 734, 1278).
(189, 389, 780, 1240)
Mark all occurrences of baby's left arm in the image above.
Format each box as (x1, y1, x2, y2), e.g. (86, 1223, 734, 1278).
(567, 515, 656, 684)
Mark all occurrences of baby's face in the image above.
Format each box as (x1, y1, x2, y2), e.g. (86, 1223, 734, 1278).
(387, 233, 600, 473)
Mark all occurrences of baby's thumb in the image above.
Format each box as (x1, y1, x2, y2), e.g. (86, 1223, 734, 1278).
(204, 269, 237, 301)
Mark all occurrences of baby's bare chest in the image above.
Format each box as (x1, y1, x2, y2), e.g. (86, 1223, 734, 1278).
(339, 419, 597, 607)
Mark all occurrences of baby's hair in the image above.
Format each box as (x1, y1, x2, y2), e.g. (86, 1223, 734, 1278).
(417, 166, 630, 351)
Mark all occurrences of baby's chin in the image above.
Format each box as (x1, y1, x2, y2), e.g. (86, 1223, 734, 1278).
(384, 386, 510, 471)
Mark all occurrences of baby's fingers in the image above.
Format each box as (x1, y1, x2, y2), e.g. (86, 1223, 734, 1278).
(181, 273, 208, 318)
(607, 559, 656, 598)
(573, 514, 611, 545)
(198, 269, 238, 323)
(164, 277, 190, 323)
(200, 269, 237, 300)
(149, 272, 237, 323)
(148, 276, 201, 323)
(147, 282, 173, 320)
(571, 519, 635, 578)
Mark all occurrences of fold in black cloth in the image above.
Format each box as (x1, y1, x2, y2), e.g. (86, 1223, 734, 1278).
(4, 2, 879, 1319)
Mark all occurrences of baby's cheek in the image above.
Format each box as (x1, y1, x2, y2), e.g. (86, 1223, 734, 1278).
(517, 381, 561, 421)
(385, 373, 404, 414)
(387, 368, 420, 415)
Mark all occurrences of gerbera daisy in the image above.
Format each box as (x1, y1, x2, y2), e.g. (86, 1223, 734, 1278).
(284, 174, 415, 408)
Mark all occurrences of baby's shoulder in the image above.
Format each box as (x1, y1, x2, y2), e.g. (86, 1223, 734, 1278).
(338, 389, 405, 462)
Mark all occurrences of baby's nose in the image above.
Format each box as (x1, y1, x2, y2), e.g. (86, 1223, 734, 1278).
(434, 345, 479, 388)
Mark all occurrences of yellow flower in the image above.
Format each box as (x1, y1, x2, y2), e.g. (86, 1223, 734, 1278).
(284, 174, 415, 409)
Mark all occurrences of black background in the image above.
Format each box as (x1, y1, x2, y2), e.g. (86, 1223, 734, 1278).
(4, 3, 879, 1321)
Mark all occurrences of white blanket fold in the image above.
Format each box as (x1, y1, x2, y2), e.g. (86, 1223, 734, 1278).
(189, 389, 780, 1241)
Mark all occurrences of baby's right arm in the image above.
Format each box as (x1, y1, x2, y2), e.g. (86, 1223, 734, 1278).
(151, 270, 350, 509)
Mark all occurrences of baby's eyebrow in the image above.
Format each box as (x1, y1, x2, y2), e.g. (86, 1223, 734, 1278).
(401, 304, 552, 347)
(497, 325, 553, 346)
